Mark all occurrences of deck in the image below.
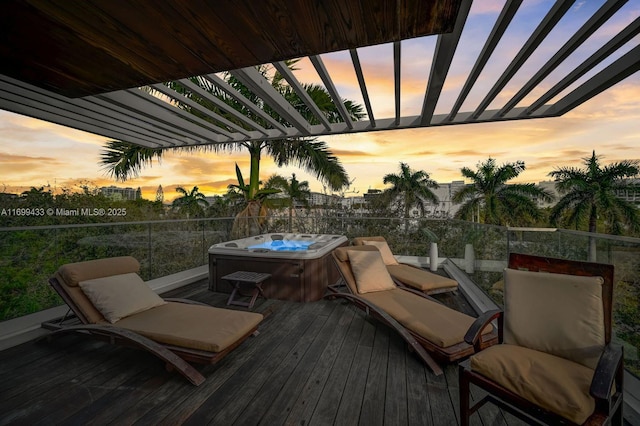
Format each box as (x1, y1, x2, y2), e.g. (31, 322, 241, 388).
(0, 281, 526, 425)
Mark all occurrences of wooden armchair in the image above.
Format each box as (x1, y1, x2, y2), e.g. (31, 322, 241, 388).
(459, 253, 624, 425)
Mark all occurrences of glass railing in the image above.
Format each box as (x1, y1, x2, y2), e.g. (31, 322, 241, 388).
(0, 219, 234, 320)
(1, 215, 639, 377)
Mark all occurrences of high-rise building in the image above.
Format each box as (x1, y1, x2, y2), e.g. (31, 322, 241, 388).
(100, 186, 142, 200)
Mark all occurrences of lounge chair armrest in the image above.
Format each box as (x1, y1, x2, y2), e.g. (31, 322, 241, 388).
(590, 343, 624, 400)
(464, 309, 502, 346)
(163, 298, 209, 306)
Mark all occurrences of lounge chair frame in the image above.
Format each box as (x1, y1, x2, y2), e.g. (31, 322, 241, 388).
(43, 274, 259, 386)
(459, 253, 624, 425)
(328, 246, 498, 376)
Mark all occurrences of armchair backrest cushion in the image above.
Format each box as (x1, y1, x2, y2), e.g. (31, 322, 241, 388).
(503, 267, 605, 369)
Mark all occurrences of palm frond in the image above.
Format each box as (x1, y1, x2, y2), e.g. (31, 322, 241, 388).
(100, 141, 165, 182)
(266, 138, 349, 191)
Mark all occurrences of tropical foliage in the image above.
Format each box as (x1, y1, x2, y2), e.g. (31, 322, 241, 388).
(265, 173, 311, 232)
(382, 162, 439, 219)
(452, 158, 554, 226)
(226, 164, 280, 237)
(549, 151, 640, 235)
(171, 186, 209, 218)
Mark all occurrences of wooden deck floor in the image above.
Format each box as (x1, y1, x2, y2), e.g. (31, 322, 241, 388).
(0, 282, 527, 426)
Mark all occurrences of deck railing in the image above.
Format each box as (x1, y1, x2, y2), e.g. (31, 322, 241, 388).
(1, 216, 639, 378)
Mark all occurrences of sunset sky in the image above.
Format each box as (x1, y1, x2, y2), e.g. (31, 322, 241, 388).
(1, 0, 639, 202)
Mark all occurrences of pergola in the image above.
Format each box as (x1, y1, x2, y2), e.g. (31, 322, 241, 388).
(0, 0, 638, 148)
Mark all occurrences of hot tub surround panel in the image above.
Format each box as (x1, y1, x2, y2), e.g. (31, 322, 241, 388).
(208, 234, 348, 303)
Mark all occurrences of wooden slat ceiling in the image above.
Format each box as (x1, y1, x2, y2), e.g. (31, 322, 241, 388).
(0, 0, 638, 149)
(0, 0, 461, 98)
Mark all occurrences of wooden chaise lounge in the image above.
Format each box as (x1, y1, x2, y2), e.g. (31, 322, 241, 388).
(330, 245, 498, 375)
(352, 236, 458, 295)
(43, 256, 263, 386)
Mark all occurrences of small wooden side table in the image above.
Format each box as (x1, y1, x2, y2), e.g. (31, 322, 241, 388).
(222, 271, 271, 310)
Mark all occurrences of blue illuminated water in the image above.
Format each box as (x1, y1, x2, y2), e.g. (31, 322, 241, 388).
(248, 239, 314, 251)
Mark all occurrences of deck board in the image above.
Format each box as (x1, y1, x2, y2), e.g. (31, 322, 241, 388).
(333, 318, 375, 426)
(308, 307, 365, 426)
(358, 325, 390, 426)
(0, 281, 524, 425)
(385, 332, 409, 425)
(254, 302, 346, 425)
(406, 347, 433, 426)
(282, 307, 357, 425)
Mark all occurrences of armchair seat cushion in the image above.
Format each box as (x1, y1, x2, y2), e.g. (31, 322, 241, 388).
(361, 288, 491, 348)
(116, 302, 264, 352)
(386, 264, 458, 291)
(470, 344, 595, 424)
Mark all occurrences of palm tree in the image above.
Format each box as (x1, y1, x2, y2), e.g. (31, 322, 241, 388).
(100, 61, 364, 203)
(171, 186, 209, 218)
(20, 186, 54, 206)
(452, 158, 553, 226)
(383, 163, 439, 230)
(265, 173, 311, 232)
(549, 151, 640, 235)
(225, 164, 281, 237)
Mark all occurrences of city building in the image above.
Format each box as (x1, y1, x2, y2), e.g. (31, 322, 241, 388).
(100, 186, 142, 201)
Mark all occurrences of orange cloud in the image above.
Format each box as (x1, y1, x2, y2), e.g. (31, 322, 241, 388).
(0, 152, 63, 179)
(330, 149, 373, 158)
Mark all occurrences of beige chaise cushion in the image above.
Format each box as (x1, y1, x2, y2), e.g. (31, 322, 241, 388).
(116, 302, 264, 352)
(504, 268, 605, 369)
(361, 288, 492, 347)
(471, 344, 595, 424)
(58, 256, 141, 285)
(353, 237, 457, 292)
(347, 249, 397, 294)
(386, 264, 458, 292)
(358, 240, 399, 265)
(56, 256, 142, 324)
(79, 273, 166, 323)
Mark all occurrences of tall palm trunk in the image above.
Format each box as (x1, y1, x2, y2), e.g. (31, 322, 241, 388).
(588, 204, 598, 233)
(588, 203, 598, 261)
(231, 143, 266, 238)
(404, 194, 411, 232)
(248, 143, 261, 200)
(231, 200, 267, 239)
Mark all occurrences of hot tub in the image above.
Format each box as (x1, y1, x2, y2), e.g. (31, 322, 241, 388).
(208, 233, 348, 302)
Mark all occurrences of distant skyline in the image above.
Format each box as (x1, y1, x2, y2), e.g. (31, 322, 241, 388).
(0, 1, 638, 202)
